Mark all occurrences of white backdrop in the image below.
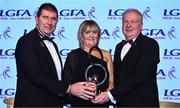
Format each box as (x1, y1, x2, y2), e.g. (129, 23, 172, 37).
(0, 0, 180, 107)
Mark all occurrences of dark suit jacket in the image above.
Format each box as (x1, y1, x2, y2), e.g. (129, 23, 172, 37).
(110, 33, 160, 107)
(14, 28, 69, 107)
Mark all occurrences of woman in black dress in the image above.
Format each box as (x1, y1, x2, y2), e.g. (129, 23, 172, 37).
(62, 20, 114, 107)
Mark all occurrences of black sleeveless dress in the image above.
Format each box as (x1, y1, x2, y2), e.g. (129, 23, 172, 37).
(62, 48, 110, 107)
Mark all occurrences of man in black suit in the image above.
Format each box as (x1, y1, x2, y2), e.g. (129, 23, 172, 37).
(92, 8, 160, 107)
(14, 3, 95, 107)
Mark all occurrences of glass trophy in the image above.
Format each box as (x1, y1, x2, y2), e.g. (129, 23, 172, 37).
(85, 46, 108, 97)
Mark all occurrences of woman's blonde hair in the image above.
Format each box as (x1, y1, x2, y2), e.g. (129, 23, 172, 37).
(77, 20, 101, 48)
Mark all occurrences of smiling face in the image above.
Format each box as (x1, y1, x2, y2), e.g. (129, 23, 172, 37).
(77, 20, 101, 51)
(122, 10, 143, 40)
(82, 26, 99, 50)
(36, 9, 58, 37)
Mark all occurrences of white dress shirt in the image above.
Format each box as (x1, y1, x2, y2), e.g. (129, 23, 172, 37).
(108, 38, 136, 104)
(43, 40, 62, 80)
(121, 42, 132, 60)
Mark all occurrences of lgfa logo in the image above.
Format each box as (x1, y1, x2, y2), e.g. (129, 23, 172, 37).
(23, 28, 67, 40)
(57, 27, 66, 40)
(164, 9, 180, 16)
(163, 89, 180, 101)
(142, 27, 176, 40)
(164, 89, 180, 97)
(0, 49, 15, 59)
(58, 7, 97, 20)
(143, 7, 151, 20)
(100, 27, 121, 40)
(163, 49, 180, 60)
(163, 9, 180, 20)
(0, 88, 15, 98)
(107, 9, 124, 20)
(0, 66, 11, 79)
(0, 9, 32, 20)
(157, 67, 177, 80)
(0, 9, 31, 17)
(88, 7, 96, 20)
(0, 27, 12, 40)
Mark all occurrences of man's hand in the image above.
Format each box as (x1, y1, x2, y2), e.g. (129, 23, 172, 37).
(68, 82, 96, 100)
(91, 92, 110, 104)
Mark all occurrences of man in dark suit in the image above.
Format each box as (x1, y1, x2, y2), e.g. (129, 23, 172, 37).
(14, 3, 96, 107)
(92, 8, 160, 107)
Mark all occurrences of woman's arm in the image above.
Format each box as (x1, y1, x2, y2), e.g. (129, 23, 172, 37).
(102, 50, 114, 91)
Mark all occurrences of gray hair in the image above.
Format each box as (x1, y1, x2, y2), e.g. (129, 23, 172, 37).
(123, 8, 143, 24)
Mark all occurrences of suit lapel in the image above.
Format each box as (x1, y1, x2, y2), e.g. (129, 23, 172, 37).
(40, 42, 53, 61)
(34, 29, 57, 70)
(114, 42, 124, 63)
(121, 33, 143, 62)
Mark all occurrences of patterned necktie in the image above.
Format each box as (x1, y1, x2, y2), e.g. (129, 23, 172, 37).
(121, 39, 133, 45)
(42, 36, 54, 42)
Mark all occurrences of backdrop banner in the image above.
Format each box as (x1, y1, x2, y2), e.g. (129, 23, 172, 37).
(0, 0, 180, 107)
